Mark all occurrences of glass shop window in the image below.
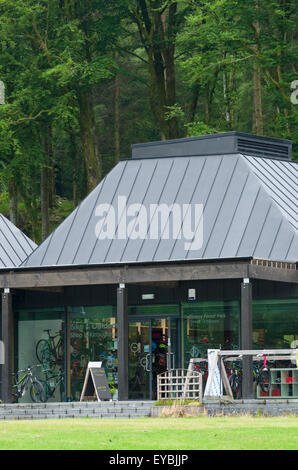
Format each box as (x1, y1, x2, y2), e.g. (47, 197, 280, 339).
(181, 300, 239, 367)
(253, 299, 298, 350)
(15, 308, 65, 403)
(69, 306, 117, 401)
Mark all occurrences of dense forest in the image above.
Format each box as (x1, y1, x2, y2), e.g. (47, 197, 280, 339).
(0, 0, 297, 243)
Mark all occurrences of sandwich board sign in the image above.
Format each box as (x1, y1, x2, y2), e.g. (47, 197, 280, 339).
(80, 362, 112, 401)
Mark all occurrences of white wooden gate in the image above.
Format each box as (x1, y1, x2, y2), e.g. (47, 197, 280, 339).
(157, 369, 203, 402)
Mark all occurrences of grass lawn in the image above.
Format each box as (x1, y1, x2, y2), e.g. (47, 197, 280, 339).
(0, 416, 297, 450)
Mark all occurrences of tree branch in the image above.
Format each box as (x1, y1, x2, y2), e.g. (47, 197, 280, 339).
(14, 109, 50, 125)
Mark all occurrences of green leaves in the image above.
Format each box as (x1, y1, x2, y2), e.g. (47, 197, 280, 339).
(0, 0, 296, 239)
(0, 0, 125, 238)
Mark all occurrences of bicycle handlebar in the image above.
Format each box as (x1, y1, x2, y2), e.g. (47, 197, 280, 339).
(12, 364, 41, 374)
(43, 328, 62, 336)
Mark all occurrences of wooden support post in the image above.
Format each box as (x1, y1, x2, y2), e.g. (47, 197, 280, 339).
(65, 307, 71, 402)
(117, 284, 128, 401)
(241, 279, 254, 399)
(219, 357, 233, 399)
(183, 358, 194, 398)
(1, 289, 14, 403)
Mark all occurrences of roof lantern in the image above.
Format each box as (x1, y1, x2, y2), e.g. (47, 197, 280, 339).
(132, 132, 292, 161)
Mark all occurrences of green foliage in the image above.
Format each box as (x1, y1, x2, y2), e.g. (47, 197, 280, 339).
(0, 0, 296, 241)
(165, 104, 219, 136)
(0, 191, 9, 214)
(186, 121, 219, 137)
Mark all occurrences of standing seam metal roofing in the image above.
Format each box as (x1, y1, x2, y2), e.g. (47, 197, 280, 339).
(0, 213, 37, 268)
(243, 155, 298, 231)
(21, 152, 298, 268)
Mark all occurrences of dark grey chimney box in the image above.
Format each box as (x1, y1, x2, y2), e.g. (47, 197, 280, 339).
(132, 132, 292, 161)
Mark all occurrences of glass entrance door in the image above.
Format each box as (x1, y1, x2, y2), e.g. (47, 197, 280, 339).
(128, 320, 151, 400)
(128, 317, 179, 400)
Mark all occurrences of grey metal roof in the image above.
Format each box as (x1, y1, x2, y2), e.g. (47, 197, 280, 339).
(243, 155, 298, 232)
(0, 213, 37, 268)
(21, 151, 298, 268)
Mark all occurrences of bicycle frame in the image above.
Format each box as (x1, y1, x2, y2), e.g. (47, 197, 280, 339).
(13, 368, 34, 399)
(45, 330, 63, 361)
(42, 368, 64, 400)
(14, 373, 29, 397)
(36, 329, 64, 370)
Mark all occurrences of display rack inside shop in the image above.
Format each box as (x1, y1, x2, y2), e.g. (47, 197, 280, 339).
(257, 368, 298, 399)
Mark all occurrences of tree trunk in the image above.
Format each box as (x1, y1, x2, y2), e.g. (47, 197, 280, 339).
(163, 3, 179, 139)
(188, 82, 200, 125)
(223, 52, 232, 128)
(77, 88, 101, 192)
(151, 46, 169, 140)
(41, 164, 50, 241)
(252, 1, 263, 135)
(70, 131, 78, 208)
(8, 179, 18, 226)
(47, 126, 55, 208)
(164, 51, 179, 139)
(252, 49, 263, 135)
(205, 84, 210, 125)
(41, 127, 51, 241)
(114, 53, 120, 164)
(132, 0, 179, 141)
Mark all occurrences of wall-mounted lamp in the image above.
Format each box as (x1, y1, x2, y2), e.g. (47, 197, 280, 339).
(188, 288, 196, 301)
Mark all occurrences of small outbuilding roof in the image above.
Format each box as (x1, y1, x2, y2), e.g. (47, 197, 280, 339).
(21, 133, 298, 268)
(0, 213, 37, 268)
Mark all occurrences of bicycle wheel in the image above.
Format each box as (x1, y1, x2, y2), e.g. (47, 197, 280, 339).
(229, 373, 237, 397)
(36, 339, 49, 362)
(36, 340, 56, 371)
(56, 341, 64, 363)
(229, 373, 242, 399)
(30, 380, 47, 403)
(39, 379, 51, 402)
(235, 373, 242, 399)
(259, 368, 270, 393)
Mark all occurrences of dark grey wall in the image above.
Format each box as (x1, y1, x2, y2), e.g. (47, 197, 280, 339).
(12, 279, 298, 311)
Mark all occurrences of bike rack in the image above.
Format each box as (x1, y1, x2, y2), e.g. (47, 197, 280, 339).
(201, 349, 298, 400)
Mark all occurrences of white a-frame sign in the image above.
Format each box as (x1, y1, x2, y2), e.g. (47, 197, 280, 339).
(80, 362, 112, 401)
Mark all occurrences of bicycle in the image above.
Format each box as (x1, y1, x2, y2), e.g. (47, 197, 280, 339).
(40, 367, 65, 402)
(226, 360, 242, 399)
(12, 365, 46, 403)
(36, 329, 64, 371)
(71, 355, 89, 380)
(253, 355, 271, 393)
